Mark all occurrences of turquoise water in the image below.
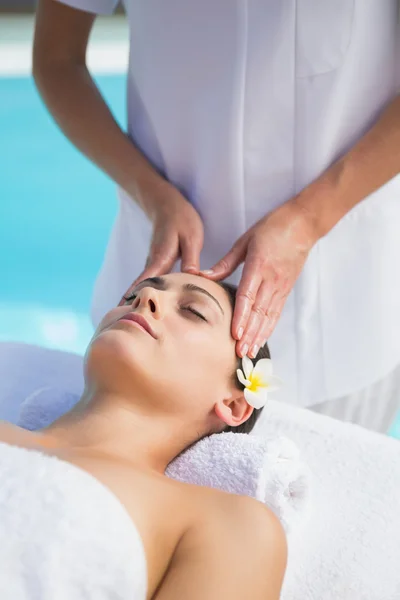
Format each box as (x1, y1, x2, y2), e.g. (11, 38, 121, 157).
(390, 416, 400, 439)
(0, 75, 124, 353)
(0, 74, 399, 438)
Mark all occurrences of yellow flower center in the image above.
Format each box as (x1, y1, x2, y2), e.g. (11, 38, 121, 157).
(248, 373, 268, 392)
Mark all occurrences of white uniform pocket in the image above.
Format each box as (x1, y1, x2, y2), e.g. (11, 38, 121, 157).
(295, 0, 355, 78)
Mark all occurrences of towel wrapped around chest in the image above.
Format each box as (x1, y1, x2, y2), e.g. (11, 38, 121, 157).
(0, 442, 147, 600)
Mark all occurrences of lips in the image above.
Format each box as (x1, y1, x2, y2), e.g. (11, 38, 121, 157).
(118, 312, 157, 339)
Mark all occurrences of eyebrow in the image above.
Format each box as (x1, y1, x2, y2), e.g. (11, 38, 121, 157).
(135, 276, 225, 315)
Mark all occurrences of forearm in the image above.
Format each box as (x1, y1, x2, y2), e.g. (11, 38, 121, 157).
(33, 60, 165, 215)
(295, 94, 400, 238)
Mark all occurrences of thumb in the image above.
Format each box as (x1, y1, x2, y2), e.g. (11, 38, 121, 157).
(179, 232, 204, 273)
(200, 236, 247, 280)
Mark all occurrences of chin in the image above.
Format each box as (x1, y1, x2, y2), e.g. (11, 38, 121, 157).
(83, 327, 150, 388)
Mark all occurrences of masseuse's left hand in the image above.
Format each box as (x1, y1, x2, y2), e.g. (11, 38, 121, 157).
(200, 200, 320, 358)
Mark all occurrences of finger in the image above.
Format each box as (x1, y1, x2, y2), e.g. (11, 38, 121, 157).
(231, 251, 270, 340)
(244, 314, 271, 356)
(119, 260, 174, 306)
(262, 292, 288, 340)
(118, 235, 179, 304)
(143, 231, 181, 276)
(118, 255, 154, 305)
(244, 291, 287, 346)
(236, 280, 275, 357)
(250, 315, 270, 356)
(199, 236, 247, 280)
(244, 292, 279, 357)
(179, 230, 204, 274)
(118, 269, 150, 306)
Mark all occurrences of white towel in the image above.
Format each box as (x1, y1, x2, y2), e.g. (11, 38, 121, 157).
(255, 400, 400, 600)
(16, 385, 311, 537)
(3, 342, 400, 598)
(0, 343, 83, 425)
(166, 432, 311, 537)
(0, 441, 147, 600)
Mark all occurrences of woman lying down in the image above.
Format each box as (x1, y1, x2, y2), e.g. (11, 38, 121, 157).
(0, 273, 287, 599)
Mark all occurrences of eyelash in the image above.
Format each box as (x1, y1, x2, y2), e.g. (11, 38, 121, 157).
(123, 293, 208, 322)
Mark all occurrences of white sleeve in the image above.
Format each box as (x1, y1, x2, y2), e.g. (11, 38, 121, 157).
(55, 0, 119, 16)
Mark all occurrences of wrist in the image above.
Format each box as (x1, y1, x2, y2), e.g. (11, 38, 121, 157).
(285, 194, 323, 247)
(126, 162, 170, 221)
(293, 163, 345, 240)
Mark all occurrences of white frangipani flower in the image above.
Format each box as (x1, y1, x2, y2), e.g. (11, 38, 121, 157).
(236, 355, 283, 409)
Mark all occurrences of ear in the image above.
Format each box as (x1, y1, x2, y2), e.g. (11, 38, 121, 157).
(214, 392, 254, 428)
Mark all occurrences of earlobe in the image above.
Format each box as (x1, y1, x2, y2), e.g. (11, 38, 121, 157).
(214, 395, 254, 427)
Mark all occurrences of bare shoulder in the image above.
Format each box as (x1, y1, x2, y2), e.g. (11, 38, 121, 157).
(0, 421, 35, 446)
(187, 484, 287, 547)
(181, 478, 281, 519)
(176, 481, 288, 569)
(154, 485, 288, 600)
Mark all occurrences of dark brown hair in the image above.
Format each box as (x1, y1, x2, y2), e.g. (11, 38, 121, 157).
(218, 281, 270, 435)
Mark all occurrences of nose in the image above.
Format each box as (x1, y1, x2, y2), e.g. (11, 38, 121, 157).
(131, 287, 163, 319)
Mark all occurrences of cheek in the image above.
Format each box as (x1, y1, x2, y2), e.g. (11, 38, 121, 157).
(93, 307, 125, 337)
(166, 324, 234, 390)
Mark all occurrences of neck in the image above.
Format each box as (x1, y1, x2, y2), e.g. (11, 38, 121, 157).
(40, 387, 193, 474)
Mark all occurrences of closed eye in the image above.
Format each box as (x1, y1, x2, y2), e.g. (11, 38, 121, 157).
(123, 294, 207, 322)
(123, 293, 137, 303)
(183, 305, 208, 322)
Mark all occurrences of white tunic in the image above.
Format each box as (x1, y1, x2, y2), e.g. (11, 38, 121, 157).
(57, 0, 400, 407)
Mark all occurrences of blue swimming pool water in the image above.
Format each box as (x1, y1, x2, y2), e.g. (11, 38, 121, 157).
(1, 74, 399, 438)
(0, 74, 124, 354)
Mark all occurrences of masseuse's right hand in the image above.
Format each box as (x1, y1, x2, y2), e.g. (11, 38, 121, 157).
(33, 0, 203, 302)
(119, 179, 204, 303)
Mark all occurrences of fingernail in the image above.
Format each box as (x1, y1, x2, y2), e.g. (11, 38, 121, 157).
(241, 343, 248, 356)
(237, 327, 244, 340)
(251, 344, 258, 357)
(183, 265, 197, 273)
(200, 269, 214, 275)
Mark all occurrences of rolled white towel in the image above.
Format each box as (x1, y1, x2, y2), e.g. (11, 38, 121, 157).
(17, 387, 311, 535)
(166, 431, 312, 536)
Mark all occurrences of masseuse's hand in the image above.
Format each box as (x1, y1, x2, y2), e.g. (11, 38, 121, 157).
(200, 200, 319, 358)
(119, 180, 204, 303)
